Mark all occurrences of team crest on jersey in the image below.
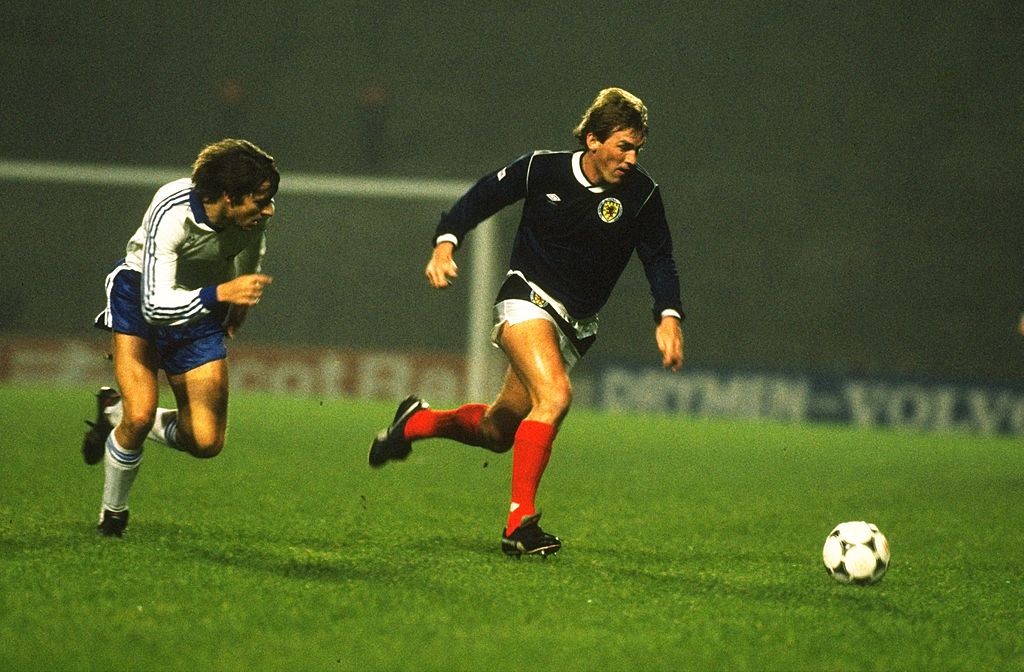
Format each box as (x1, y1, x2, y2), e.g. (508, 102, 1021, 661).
(598, 197, 623, 223)
(530, 291, 548, 308)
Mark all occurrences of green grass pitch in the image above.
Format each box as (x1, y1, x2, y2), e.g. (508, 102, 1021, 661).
(1, 383, 1021, 670)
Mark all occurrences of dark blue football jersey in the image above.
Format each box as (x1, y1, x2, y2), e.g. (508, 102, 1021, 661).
(434, 150, 684, 321)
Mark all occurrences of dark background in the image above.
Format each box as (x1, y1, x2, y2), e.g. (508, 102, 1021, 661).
(2, 2, 1022, 382)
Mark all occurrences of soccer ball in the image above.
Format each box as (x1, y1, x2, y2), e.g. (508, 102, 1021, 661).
(822, 521, 890, 585)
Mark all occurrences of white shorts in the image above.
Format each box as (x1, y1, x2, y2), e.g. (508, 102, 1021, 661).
(490, 272, 598, 371)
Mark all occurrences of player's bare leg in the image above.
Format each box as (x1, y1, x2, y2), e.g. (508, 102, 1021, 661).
(494, 318, 568, 556)
(473, 365, 531, 452)
(107, 334, 190, 452)
(112, 333, 161, 451)
(96, 332, 161, 536)
(95, 339, 229, 536)
(166, 359, 229, 459)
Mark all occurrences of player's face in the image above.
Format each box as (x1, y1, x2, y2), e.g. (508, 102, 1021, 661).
(225, 181, 275, 230)
(582, 128, 645, 186)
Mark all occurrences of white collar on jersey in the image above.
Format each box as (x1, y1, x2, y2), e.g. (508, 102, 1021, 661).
(572, 151, 607, 194)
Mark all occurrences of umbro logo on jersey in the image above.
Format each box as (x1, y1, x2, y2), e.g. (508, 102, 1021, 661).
(598, 197, 623, 223)
(545, 193, 561, 203)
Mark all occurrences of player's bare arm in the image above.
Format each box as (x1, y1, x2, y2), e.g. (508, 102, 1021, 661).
(656, 315, 684, 372)
(425, 241, 458, 289)
(217, 273, 273, 306)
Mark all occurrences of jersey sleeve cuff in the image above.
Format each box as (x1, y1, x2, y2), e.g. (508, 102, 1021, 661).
(654, 307, 684, 323)
(434, 233, 459, 248)
(199, 285, 219, 309)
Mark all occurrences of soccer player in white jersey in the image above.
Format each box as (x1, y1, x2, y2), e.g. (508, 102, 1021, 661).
(369, 88, 685, 556)
(82, 139, 280, 537)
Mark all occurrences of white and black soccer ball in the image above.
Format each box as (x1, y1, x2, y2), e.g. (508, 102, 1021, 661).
(822, 521, 890, 585)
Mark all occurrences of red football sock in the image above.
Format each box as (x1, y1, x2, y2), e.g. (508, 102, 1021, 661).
(404, 404, 488, 447)
(506, 420, 558, 533)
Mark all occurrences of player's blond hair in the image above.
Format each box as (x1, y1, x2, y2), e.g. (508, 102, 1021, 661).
(572, 87, 648, 146)
(191, 138, 280, 202)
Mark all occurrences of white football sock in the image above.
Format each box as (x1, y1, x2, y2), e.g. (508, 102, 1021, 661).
(147, 409, 182, 449)
(107, 403, 183, 450)
(104, 399, 124, 426)
(101, 432, 142, 513)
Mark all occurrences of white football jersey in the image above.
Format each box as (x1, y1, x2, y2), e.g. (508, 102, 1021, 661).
(123, 178, 267, 326)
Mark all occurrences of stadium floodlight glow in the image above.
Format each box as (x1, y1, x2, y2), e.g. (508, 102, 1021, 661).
(0, 159, 499, 401)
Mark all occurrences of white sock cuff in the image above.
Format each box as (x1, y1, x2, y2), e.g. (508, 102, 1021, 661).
(164, 416, 179, 448)
(106, 432, 142, 469)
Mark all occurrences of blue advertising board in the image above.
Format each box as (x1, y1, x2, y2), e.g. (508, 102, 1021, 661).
(590, 363, 1024, 437)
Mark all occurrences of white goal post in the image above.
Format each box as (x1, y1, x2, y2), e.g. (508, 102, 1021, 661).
(0, 158, 499, 401)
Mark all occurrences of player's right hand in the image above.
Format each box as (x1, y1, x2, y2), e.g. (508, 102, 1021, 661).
(217, 273, 273, 306)
(425, 242, 458, 289)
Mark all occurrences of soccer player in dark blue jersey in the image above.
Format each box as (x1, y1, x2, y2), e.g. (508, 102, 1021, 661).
(370, 88, 685, 556)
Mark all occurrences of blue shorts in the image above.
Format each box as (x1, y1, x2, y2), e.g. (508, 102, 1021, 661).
(94, 263, 228, 375)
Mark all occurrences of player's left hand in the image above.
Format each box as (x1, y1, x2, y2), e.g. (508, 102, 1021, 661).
(656, 316, 684, 372)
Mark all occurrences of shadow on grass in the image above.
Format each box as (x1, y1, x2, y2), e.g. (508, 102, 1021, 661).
(0, 517, 404, 584)
(570, 543, 909, 618)
(138, 519, 403, 583)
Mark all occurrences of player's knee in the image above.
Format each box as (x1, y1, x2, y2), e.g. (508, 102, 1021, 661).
(187, 431, 225, 458)
(120, 407, 155, 441)
(476, 409, 519, 453)
(536, 383, 572, 423)
(486, 433, 515, 453)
